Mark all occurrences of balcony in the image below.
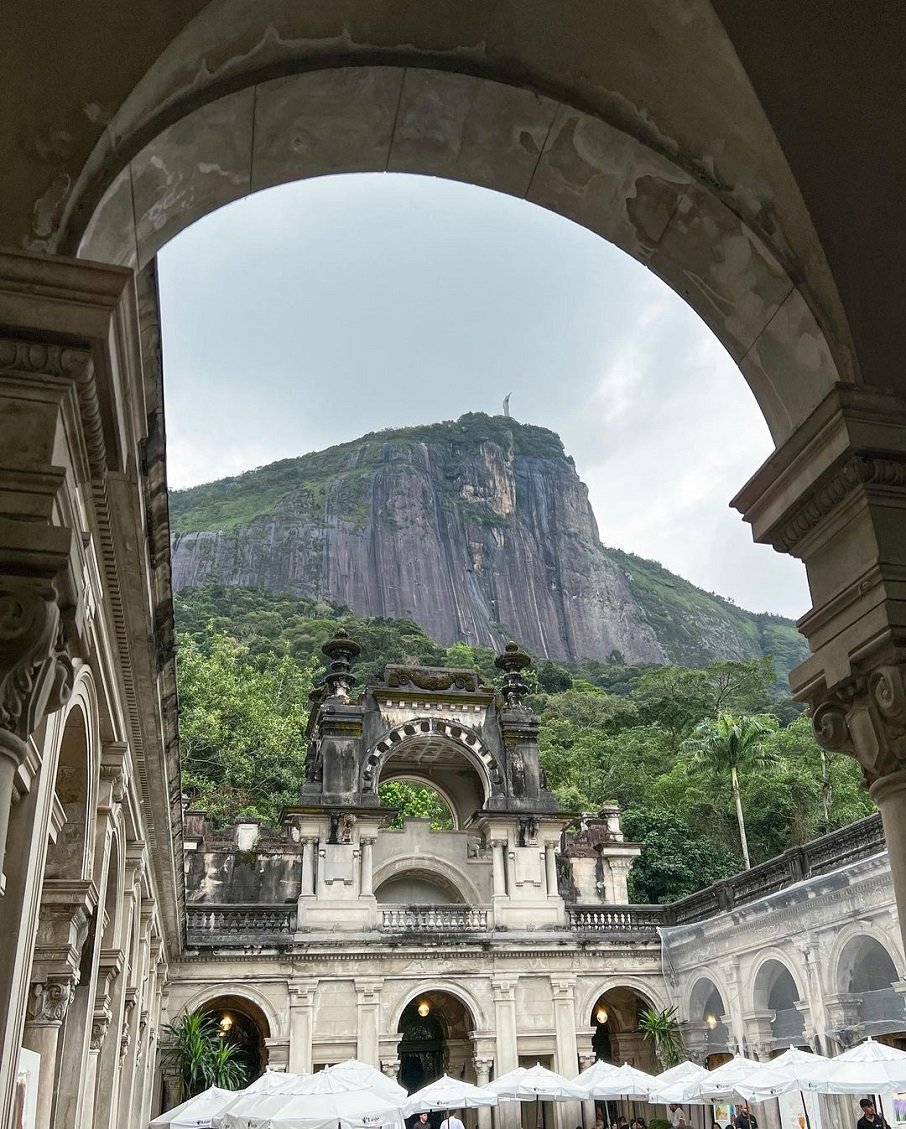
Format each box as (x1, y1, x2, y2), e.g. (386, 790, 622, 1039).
(186, 904, 296, 949)
(380, 905, 490, 933)
(567, 905, 665, 936)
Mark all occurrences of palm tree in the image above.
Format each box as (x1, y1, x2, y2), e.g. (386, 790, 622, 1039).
(162, 1010, 247, 1101)
(682, 713, 778, 870)
(638, 1005, 684, 1068)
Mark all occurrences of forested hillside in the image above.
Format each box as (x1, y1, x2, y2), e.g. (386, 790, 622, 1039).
(175, 585, 872, 903)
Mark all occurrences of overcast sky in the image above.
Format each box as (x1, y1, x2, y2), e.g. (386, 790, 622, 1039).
(157, 172, 810, 620)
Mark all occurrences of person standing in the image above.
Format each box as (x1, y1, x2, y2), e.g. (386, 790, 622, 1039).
(734, 1103, 758, 1129)
(857, 1099, 889, 1129)
(669, 1106, 688, 1129)
(439, 1112, 465, 1129)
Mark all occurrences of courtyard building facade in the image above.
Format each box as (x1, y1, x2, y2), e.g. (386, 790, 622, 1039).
(2, 3, 906, 1126)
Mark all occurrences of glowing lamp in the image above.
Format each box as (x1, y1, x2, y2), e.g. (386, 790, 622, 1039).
(705, 1015, 718, 1030)
(595, 1006, 608, 1025)
(219, 1014, 233, 1033)
(417, 1000, 431, 1017)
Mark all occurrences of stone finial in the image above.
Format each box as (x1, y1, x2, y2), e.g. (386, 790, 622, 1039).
(495, 640, 532, 708)
(320, 629, 362, 701)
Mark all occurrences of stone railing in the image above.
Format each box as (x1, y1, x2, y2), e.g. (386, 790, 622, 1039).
(668, 813, 884, 925)
(567, 906, 665, 935)
(380, 905, 490, 933)
(186, 904, 296, 948)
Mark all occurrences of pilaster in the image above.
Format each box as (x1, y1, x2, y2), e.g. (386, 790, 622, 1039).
(355, 978, 383, 1066)
(288, 980, 317, 1073)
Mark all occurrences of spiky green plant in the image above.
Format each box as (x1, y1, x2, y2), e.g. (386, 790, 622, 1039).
(638, 1005, 684, 1068)
(162, 1011, 246, 1100)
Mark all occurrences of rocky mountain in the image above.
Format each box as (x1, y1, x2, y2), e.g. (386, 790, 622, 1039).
(169, 414, 806, 670)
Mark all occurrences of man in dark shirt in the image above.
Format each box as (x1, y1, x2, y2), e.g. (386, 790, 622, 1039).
(734, 1103, 758, 1129)
(857, 1099, 890, 1129)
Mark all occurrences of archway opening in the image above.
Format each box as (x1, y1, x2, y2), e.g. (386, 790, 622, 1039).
(754, 961, 804, 1051)
(397, 991, 475, 1095)
(688, 979, 731, 1067)
(839, 936, 906, 1041)
(378, 778, 456, 831)
(378, 736, 489, 829)
(375, 868, 464, 905)
(44, 705, 90, 880)
(199, 994, 271, 1083)
(589, 987, 658, 1073)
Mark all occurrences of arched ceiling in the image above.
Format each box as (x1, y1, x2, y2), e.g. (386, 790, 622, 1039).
(3, 2, 901, 416)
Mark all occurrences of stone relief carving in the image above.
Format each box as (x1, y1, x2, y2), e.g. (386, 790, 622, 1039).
(810, 663, 906, 785)
(27, 976, 76, 1024)
(384, 666, 479, 692)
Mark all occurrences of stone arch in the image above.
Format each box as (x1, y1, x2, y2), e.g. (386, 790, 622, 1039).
(72, 60, 846, 445)
(372, 854, 483, 905)
(749, 951, 806, 1014)
(180, 982, 283, 1040)
(364, 717, 501, 805)
(687, 974, 728, 1024)
(44, 688, 97, 882)
(835, 932, 904, 996)
(377, 773, 460, 831)
(387, 980, 489, 1033)
(579, 976, 667, 1024)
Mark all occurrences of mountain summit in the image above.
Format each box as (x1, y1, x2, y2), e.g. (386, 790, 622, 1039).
(169, 414, 805, 670)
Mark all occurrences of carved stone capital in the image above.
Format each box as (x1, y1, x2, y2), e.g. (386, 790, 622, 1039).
(26, 974, 77, 1024)
(0, 579, 73, 752)
(808, 662, 906, 785)
(380, 1058, 400, 1079)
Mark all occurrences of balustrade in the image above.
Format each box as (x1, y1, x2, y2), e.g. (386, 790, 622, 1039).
(379, 905, 489, 933)
(186, 904, 296, 948)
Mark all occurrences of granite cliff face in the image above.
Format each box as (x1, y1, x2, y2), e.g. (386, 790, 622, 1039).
(169, 415, 806, 668)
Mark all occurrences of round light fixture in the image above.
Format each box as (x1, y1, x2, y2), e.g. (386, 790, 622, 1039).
(595, 1005, 608, 1025)
(219, 1014, 233, 1032)
(705, 1015, 718, 1030)
(417, 1000, 431, 1017)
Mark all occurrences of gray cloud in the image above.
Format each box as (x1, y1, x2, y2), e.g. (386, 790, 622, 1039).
(158, 172, 810, 620)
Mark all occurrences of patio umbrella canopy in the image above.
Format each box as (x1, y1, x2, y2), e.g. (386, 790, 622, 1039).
(405, 1075, 498, 1114)
(810, 1039, 906, 1095)
(484, 1065, 587, 1101)
(682, 1055, 785, 1102)
(573, 1061, 624, 1093)
(149, 1086, 237, 1128)
(577, 1063, 658, 1100)
(733, 1047, 830, 1101)
(215, 1086, 406, 1129)
(324, 1061, 408, 1101)
(648, 1062, 710, 1104)
(245, 1072, 312, 1095)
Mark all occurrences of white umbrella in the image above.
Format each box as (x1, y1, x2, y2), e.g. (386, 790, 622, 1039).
(578, 1063, 658, 1100)
(735, 1047, 830, 1100)
(648, 1062, 710, 1104)
(682, 1055, 785, 1102)
(325, 1061, 408, 1101)
(406, 1075, 497, 1115)
(811, 1039, 906, 1094)
(150, 1086, 237, 1128)
(216, 1086, 406, 1129)
(245, 1072, 312, 1095)
(573, 1061, 625, 1093)
(484, 1064, 586, 1129)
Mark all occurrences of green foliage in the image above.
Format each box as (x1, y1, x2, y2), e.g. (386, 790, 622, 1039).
(378, 781, 454, 830)
(162, 1011, 247, 1100)
(623, 808, 738, 903)
(637, 1005, 685, 1068)
(177, 629, 318, 824)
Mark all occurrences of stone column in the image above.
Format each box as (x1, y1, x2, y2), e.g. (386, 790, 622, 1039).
(288, 982, 317, 1073)
(492, 978, 519, 1129)
(544, 842, 558, 898)
(504, 845, 516, 898)
(355, 979, 383, 1066)
(733, 385, 906, 961)
(21, 974, 77, 1129)
(360, 837, 376, 896)
(491, 840, 507, 897)
(578, 1052, 597, 1129)
(551, 978, 581, 1129)
(473, 1058, 494, 1129)
(301, 837, 318, 896)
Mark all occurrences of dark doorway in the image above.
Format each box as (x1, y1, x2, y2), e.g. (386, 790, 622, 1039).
(398, 1001, 445, 1095)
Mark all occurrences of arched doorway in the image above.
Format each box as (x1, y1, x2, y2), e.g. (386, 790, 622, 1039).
(397, 991, 475, 1095)
(753, 961, 805, 1052)
(838, 935, 906, 1044)
(688, 978, 732, 1067)
(198, 995, 271, 1084)
(588, 987, 659, 1073)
